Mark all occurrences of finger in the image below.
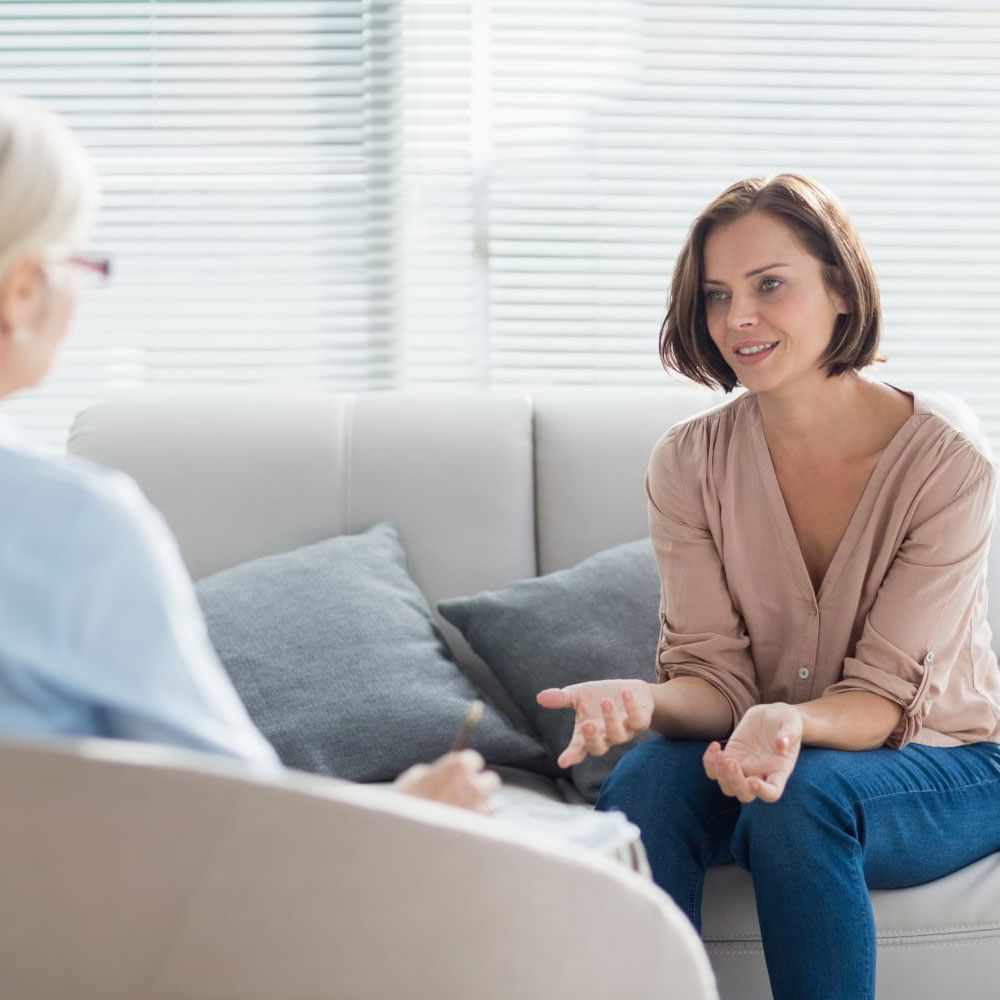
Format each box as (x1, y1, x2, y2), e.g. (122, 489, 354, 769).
(557, 733, 588, 769)
(712, 770, 738, 798)
(748, 776, 783, 803)
(537, 688, 571, 709)
(448, 764, 496, 798)
(436, 753, 472, 779)
(467, 771, 502, 812)
(449, 781, 486, 812)
(477, 769, 502, 794)
(730, 759, 758, 803)
(471, 780, 500, 814)
(764, 766, 791, 798)
(721, 755, 755, 802)
(399, 763, 429, 783)
(712, 758, 739, 798)
(702, 742, 724, 781)
(601, 698, 629, 744)
(457, 749, 485, 772)
(621, 687, 648, 729)
(581, 719, 609, 757)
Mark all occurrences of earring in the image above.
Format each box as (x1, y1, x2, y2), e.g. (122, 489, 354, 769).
(11, 326, 35, 346)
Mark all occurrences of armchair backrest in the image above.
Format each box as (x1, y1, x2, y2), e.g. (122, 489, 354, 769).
(0, 737, 717, 1000)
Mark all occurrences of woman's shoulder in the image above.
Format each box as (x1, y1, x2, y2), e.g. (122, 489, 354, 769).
(898, 389, 997, 512)
(649, 391, 750, 471)
(0, 433, 157, 553)
(912, 390, 993, 465)
(646, 392, 751, 516)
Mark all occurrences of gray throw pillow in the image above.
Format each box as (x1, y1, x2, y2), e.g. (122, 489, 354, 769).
(438, 539, 660, 802)
(196, 522, 547, 782)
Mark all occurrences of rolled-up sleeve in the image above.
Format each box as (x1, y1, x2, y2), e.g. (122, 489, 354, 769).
(825, 457, 997, 748)
(647, 428, 759, 729)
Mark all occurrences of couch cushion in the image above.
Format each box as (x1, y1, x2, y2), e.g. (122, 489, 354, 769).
(439, 538, 660, 801)
(702, 857, 1000, 999)
(196, 522, 547, 781)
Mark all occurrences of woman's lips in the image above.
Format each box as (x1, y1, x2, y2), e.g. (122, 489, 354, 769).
(733, 342, 778, 365)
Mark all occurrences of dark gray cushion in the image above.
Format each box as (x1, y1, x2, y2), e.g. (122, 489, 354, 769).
(438, 539, 660, 801)
(196, 522, 547, 782)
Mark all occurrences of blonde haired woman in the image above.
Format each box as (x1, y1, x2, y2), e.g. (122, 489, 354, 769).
(0, 95, 497, 811)
(540, 174, 1000, 999)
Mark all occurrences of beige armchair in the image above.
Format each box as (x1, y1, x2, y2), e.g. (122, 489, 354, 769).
(0, 736, 717, 999)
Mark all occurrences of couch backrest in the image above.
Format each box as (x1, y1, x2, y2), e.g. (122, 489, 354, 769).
(69, 391, 537, 600)
(0, 736, 716, 1000)
(69, 387, 1000, 654)
(531, 386, 719, 572)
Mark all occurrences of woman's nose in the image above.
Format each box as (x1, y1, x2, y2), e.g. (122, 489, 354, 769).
(726, 296, 759, 330)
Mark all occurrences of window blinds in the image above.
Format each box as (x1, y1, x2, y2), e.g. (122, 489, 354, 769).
(1, 1, 999, 453)
(0, 0, 396, 446)
(485, 0, 1000, 449)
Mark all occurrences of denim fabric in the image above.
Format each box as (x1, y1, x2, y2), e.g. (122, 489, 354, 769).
(597, 737, 1000, 1000)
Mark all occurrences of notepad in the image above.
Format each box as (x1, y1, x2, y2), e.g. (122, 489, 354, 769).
(492, 786, 651, 877)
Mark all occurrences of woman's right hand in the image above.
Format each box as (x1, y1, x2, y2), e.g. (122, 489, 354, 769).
(394, 750, 501, 813)
(536, 680, 654, 768)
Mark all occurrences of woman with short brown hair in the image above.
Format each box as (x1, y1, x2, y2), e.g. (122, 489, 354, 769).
(539, 173, 1000, 1000)
(662, 173, 882, 391)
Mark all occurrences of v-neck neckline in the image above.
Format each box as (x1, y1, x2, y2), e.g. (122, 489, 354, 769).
(746, 387, 924, 605)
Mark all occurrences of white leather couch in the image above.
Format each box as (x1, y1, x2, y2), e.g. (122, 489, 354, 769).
(58, 386, 1000, 1000)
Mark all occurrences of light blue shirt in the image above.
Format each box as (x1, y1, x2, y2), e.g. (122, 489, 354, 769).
(0, 418, 280, 770)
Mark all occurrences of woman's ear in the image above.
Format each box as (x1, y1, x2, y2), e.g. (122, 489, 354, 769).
(825, 266, 851, 316)
(0, 257, 46, 338)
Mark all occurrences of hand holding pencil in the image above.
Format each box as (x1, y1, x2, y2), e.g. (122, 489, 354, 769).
(393, 700, 501, 812)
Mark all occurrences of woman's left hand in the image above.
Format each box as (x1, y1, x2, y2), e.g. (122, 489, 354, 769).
(703, 703, 803, 803)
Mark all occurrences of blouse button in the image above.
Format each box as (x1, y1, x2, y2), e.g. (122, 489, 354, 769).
(925, 651, 935, 665)
(798, 666, 810, 679)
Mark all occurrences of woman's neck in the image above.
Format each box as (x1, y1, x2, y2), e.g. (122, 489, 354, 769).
(755, 372, 888, 465)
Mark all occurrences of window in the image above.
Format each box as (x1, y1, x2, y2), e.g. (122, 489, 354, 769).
(0, 0, 393, 446)
(484, 0, 1000, 454)
(2, 1, 999, 451)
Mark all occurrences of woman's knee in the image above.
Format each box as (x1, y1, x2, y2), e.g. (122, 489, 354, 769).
(730, 749, 859, 869)
(597, 737, 711, 815)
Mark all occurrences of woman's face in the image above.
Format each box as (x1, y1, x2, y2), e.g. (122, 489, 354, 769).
(701, 211, 848, 394)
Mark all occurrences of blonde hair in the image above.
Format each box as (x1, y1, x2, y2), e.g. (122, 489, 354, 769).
(660, 173, 882, 392)
(0, 94, 99, 284)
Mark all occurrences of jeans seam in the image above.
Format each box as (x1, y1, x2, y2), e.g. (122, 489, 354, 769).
(850, 772, 1000, 810)
(854, 840, 874, 996)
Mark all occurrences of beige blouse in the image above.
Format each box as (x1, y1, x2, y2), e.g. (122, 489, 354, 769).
(648, 388, 1000, 749)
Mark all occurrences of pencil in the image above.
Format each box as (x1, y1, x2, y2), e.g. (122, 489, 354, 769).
(451, 699, 484, 751)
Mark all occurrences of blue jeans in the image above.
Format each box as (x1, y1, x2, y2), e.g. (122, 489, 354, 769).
(596, 737, 1000, 1000)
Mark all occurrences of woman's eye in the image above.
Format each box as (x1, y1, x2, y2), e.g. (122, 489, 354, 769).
(704, 289, 728, 304)
(759, 277, 781, 292)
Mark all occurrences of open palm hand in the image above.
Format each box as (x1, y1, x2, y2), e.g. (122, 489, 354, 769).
(703, 703, 802, 803)
(536, 679, 653, 768)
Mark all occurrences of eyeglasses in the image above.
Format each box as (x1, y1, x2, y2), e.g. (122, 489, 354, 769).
(67, 253, 112, 289)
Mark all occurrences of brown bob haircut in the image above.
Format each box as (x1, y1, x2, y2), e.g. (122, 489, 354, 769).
(659, 173, 882, 392)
